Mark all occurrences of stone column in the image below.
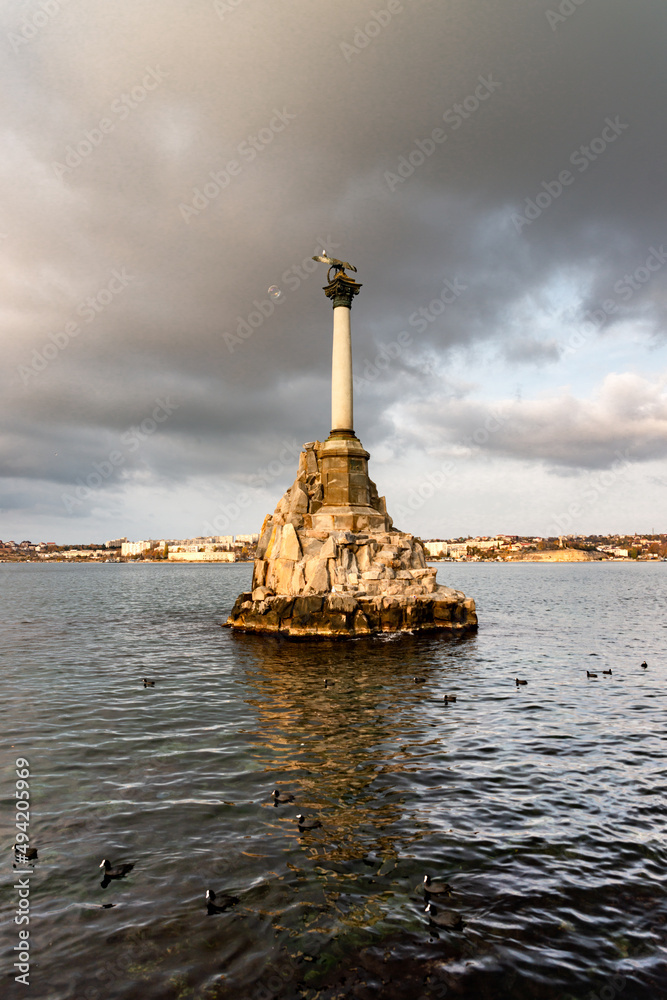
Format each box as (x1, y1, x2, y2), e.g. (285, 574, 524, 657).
(331, 305, 353, 434)
(323, 272, 362, 438)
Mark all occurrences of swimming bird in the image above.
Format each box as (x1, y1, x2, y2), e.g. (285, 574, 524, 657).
(422, 874, 452, 896)
(414, 676, 426, 683)
(515, 678, 527, 686)
(99, 859, 134, 879)
(641, 661, 648, 669)
(323, 678, 336, 687)
(206, 889, 239, 914)
(296, 814, 322, 830)
(602, 669, 612, 675)
(143, 678, 155, 687)
(425, 902, 463, 929)
(272, 789, 295, 805)
(443, 694, 457, 703)
(13, 845, 37, 860)
(587, 671, 598, 678)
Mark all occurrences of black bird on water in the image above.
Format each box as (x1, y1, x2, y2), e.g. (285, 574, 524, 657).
(99, 859, 134, 880)
(641, 661, 648, 669)
(515, 678, 527, 686)
(414, 676, 426, 684)
(425, 902, 464, 929)
(323, 678, 336, 687)
(296, 814, 322, 831)
(272, 789, 295, 805)
(206, 889, 239, 914)
(422, 874, 452, 896)
(143, 678, 155, 687)
(443, 694, 457, 704)
(602, 669, 612, 675)
(13, 845, 37, 861)
(587, 671, 598, 678)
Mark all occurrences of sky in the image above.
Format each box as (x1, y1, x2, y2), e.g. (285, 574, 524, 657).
(2, 0, 667, 544)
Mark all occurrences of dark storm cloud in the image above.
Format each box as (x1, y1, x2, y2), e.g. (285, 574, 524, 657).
(2, 0, 667, 536)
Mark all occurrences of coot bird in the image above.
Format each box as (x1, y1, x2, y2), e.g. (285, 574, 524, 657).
(323, 679, 336, 687)
(296, 814, 322, 830)
(143, 678, 155, 687)
(515, 678, 527, 686)
(587, 671, 598, 678)
(425, 902, 463, 929)
(421, 874, 452, 896)
(443, 694, 457, 704)
(641, 661, 648, 669)
(602, 669, 612, 675)
(13, 845, 37, 860)
(206, 888, 239, 914)
(414, 676, 426, 684)
(99, 859, 134, 879)
(272, 789, 295, 805)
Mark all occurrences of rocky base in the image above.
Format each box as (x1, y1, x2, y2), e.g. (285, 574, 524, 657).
(225, 439, 477, 638)
(226, 587, 477, 638)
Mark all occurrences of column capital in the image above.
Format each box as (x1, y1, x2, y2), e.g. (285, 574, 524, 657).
(323, 272, 362, 309)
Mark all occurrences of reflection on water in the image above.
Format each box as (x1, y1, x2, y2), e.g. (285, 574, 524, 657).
(0, 562, 665, 1000)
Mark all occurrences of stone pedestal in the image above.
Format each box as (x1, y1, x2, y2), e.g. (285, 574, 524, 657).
(225, 439, 478, 638)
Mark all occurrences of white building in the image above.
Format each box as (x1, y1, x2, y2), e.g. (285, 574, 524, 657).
(121, 540, 156, 557)
(423, 541, 448, 558)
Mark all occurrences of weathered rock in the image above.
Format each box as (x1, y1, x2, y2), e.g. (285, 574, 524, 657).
(305, 558, 329, 593)
(280, 522, 302, 561)
(226, 441, 478, 638)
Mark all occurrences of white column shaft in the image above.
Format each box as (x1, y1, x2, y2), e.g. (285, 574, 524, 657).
(331, 305, 353, 431)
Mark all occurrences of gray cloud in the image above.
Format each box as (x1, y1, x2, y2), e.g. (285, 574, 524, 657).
(2, 0, 667, 539)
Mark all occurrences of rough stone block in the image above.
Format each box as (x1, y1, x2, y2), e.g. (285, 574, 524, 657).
(252, 560, 267, 589)
(280, 522, 302, 561)
(353, 609, 371, 634)
(264, 524, 282, 561)
(320, 536, 337, 560)
(289, 483, 309, 514)
(270, 558, 295, 594)
(291, 562, 306, 593)
(272, 596, 294, 619)
(326, 593, 357, 614)
(292, 596, 324, 623)
(305, 559, 329, 593)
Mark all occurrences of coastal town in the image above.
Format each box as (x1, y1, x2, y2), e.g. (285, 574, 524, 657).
(2, 532, 665, 562)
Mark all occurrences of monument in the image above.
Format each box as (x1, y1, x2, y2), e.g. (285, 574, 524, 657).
(226, 255, 478, 637)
